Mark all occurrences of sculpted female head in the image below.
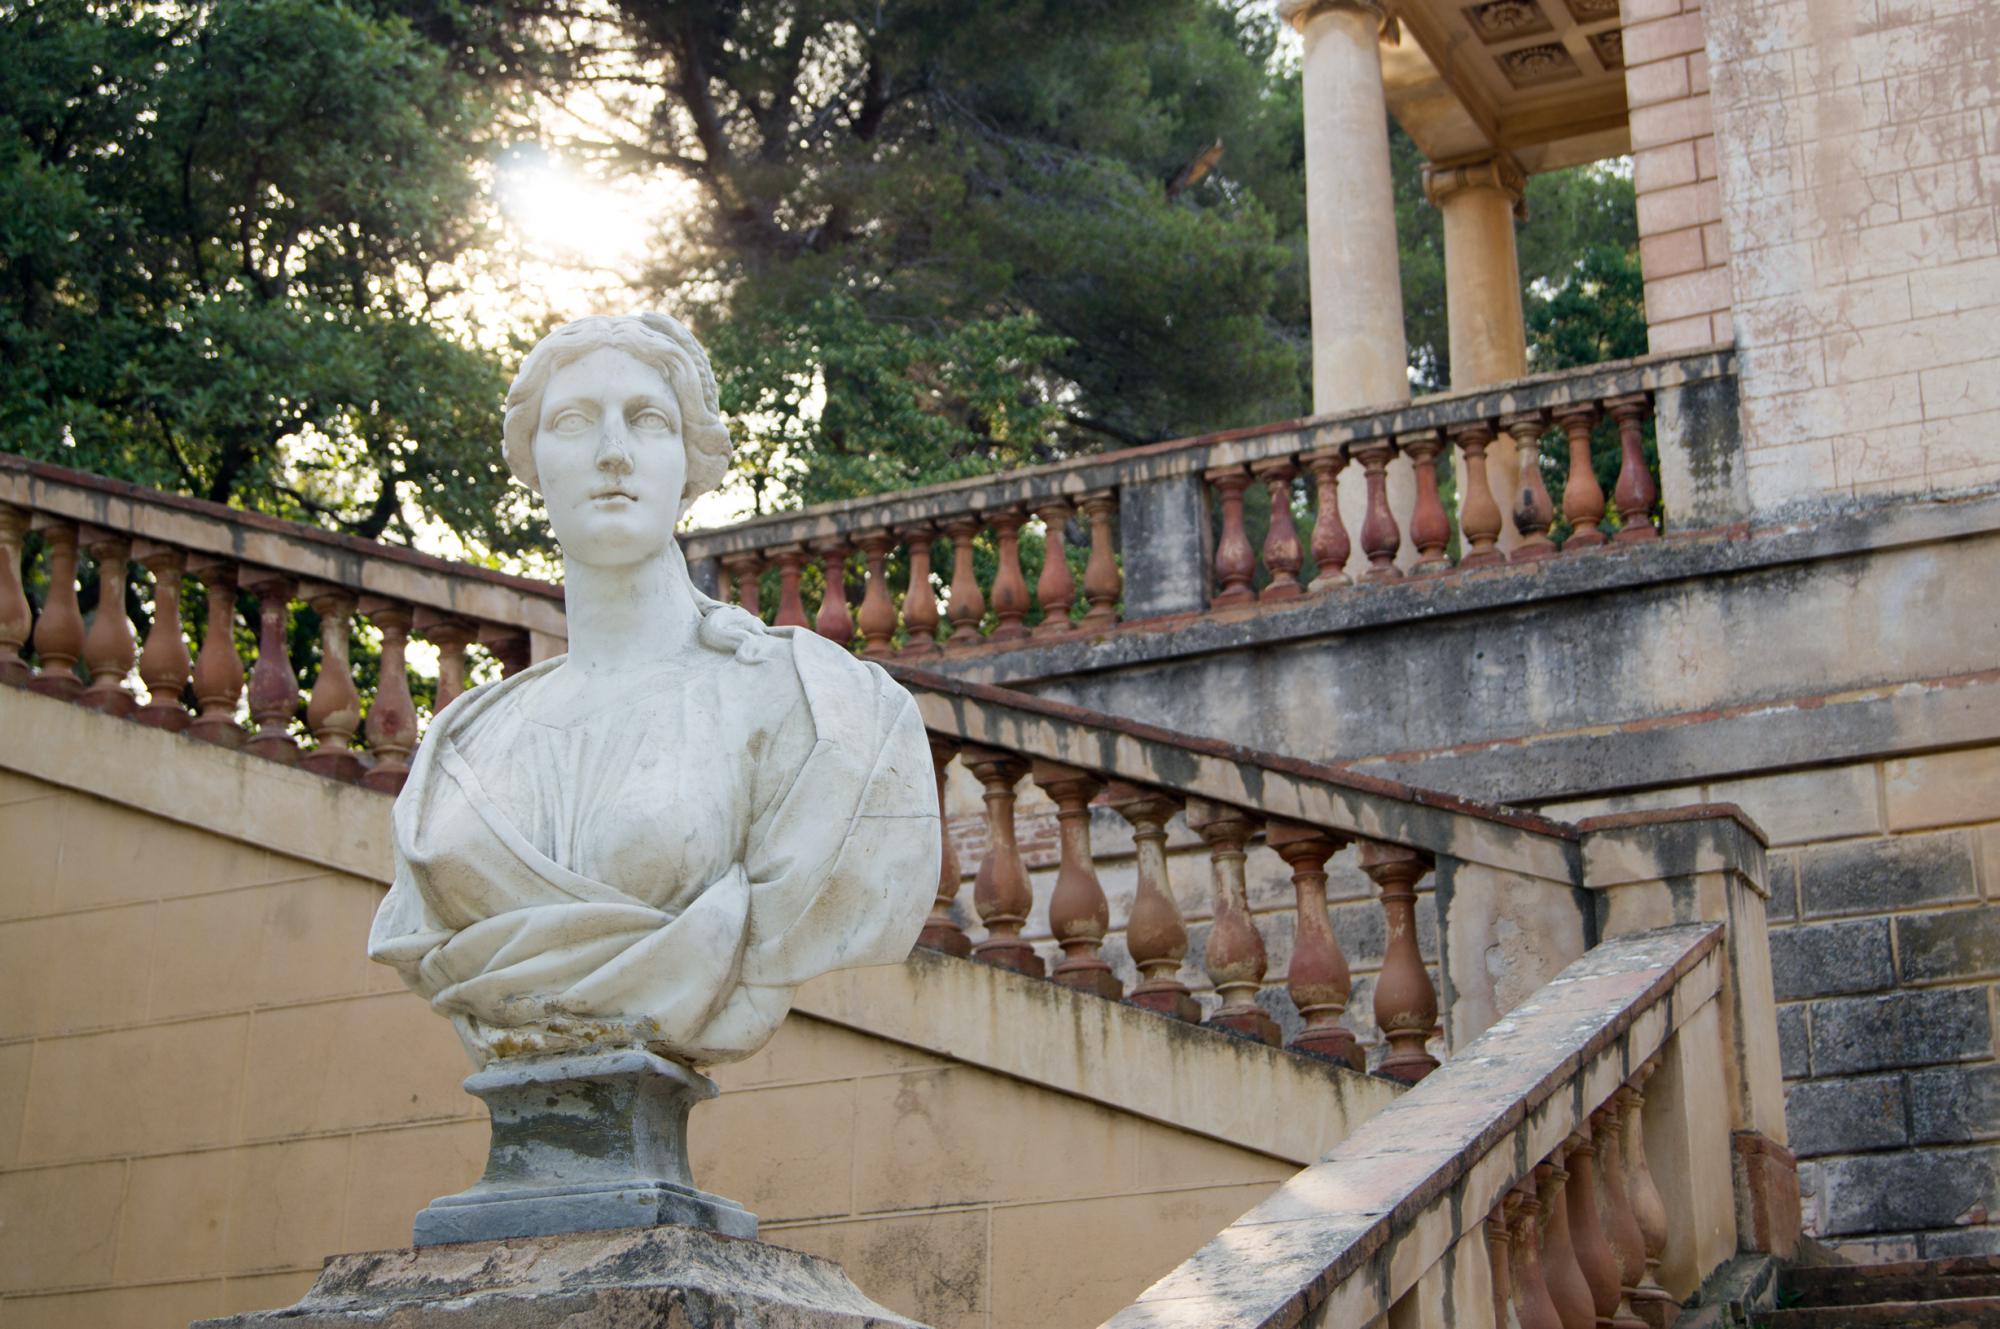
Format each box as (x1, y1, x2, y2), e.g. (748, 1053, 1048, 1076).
(502, 314, 732, 568)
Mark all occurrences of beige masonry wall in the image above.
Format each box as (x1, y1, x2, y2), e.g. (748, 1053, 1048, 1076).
(0, 768, 1308, 1329)
(1704, 0, 2000, 504)
(1539, 743, 2000, 1261)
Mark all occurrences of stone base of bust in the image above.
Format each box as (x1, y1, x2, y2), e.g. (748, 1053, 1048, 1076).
(188, 1224, 927, 1328)
(414, 1045, 756, 1247)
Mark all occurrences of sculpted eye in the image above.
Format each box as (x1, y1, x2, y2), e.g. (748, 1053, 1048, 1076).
(549, 408, 592, 434)
(632, 407, 676, 431)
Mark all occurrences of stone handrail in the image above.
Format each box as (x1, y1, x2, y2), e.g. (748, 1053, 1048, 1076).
(680, 347, 1736, 656)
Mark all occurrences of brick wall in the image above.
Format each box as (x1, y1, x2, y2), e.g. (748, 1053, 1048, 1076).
(1621, 0, 1736, 353)
(1703, 0, 2000, 506)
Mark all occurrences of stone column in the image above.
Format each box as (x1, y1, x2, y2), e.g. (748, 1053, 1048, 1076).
(1280, 0, 1415, 576)
(1426, 152, 1530, 550)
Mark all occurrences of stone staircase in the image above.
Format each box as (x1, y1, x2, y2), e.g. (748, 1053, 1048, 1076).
(1757, 1256, 2000, 1328)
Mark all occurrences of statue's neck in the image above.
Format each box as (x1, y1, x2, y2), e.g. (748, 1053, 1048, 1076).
(559, 549, 702, 674)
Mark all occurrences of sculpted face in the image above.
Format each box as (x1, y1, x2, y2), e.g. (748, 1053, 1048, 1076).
(533, 346, 689, 568)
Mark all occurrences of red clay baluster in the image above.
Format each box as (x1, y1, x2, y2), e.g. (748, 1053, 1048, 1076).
(855, 529, 897, 657)
(1267, 820, 1360, 1069)
(1626, 1060, 1679, 1327)
(918, 736, 971, 958)
(1188, 798, 1278, 1044)
(187, 559, 245, 746)
(1302, 448, 1351, 590)
(722, 552, 764, 617)
(1505, 409, 1558, 561)
(1359, 840, 1438, 1082)
(1568, 1125, 1623, 1329)
(1596, 1101, 1649, 1329)
(943, 517, 985, 647)
(417, 613, 476, 714)
(1207, 467, 1256, 607)
(27, 520, 85, 700)
(813, 540, 854, 646)
(1401, 430, 1451, 573)
(0, 505, 29, 686)
(1539, 1160, 1595, 1329)
(1079, 492, 1122, 632)
(1351, 440, 1403, 580)
(361, 599, 417, 792)
(1253, 459, 1304, 600)
(479, 627, 531, 679)
(962, 746, 1043, 976)
(1032, 761, 1121, 999)
(1607, 394, 1658, 543)
(1555, 404, 1607, 550)
(1106, 782, 1198, 1021)
(242, 573, 300, 762)
(772, 546, 810, 628)
(1453, 421, 1506, 568)
(1032, 501, 1076, 637)
(134, 545, 191, 730)
(900, 525, 941, 657)
(79, 532, 138, 716)
(301, 588, 363, 780)
(988, 509, 1030, 642)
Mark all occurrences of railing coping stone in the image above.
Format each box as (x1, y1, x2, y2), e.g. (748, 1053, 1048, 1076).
(1575, 801, 1770, 846)
(683, 346, 1735, 559)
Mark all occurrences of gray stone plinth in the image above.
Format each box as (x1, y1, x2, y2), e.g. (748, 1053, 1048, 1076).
(190, 1223, 927, 1327)
(413, 1046, 757, 1247)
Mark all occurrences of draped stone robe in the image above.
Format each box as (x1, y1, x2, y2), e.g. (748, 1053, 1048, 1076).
(368, 622, 938, 1068)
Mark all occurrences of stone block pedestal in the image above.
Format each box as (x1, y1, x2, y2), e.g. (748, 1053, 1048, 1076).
(191, 1224, 928, 1327)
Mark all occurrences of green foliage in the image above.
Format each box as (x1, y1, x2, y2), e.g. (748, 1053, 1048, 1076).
(0, 0, 538, 553)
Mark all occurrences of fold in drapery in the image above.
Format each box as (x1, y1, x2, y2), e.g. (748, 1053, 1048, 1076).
(369, 625, 938, 1068)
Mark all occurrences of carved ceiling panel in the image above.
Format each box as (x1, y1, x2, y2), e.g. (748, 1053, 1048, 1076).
(1464, 0, 1553, 43)
(1497, 41, 1583, 87)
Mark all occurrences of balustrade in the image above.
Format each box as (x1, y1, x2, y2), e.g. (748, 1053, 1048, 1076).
(80, 533, 137, 715)
(1105, 782, 1198, 1022)
(1187, 798, 1278, 1045)
(918, 737, 970, 958)
(135, 545, 192, 731)
(1267, 820, 1360, 1068)
(1032, 760, 1121, 999)
(1359, 840, 1439, 1083)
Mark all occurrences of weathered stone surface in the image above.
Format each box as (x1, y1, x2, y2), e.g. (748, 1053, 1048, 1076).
(1779, 1004, 1811, 1079)
(1117, 474, 1214, 621)
(1809, 989, 1993, 1076)
(190, 1224, 927, 1327)
(1895, 908, 2000, 984)
(1770, 919, 1894, 1000)
(1814, 1147, 2000, 1238)
(1797, 834, 1979, 920)
(1784, 1075, 1908, 1159)
(1766, 854, 1799, 923)
(1910, 1064, 2000, 1146)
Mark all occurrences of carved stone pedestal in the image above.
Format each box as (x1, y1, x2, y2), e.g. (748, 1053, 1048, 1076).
(414, 1046, 756, 1247)
(190, 1223, 926, 1327)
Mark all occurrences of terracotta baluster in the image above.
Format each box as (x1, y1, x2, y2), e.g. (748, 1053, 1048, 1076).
(1301, 449, 1350, 591)
(1350, 440, 1403, 579)
(1625, 1060, 1679, 1328)
(300, 589, 363, 780)
(1267, 821, 1360, 1069)
(1206, 467, 1256, 607)
(988, 509, 1030, 642)
(917, 736, 971, 957)
(1032, 761, 1122, 999)
(1400, 431, 1452, 573)
(1567, 1127, 1623, 1329)
(1032, 501, 1077, 636)
(1511, 1180, 1566, 1329)
(1487, 1195, 1520, 1329)
(1595, 1102, 1649, 1329)
(1606, 395, 1658, 543)
(1555, 405, 1607, 550)
(722, 552, 763, 617)
(134, 545, 191, 730)
(241, 573, 299, 762)
(1358, 841, 1438, 1082)
(418, 614, 476, 714)
(479, 627, 531, 678)
(1453, 421, 1506, 568)
(362, 600, 418, 792)
(0, 506, 33, 686)
(27, 520, 85, 699)
(1078, 491, 1122, 632)
(1252, 459, 1304, 600)
(943, 517, 985, 646)
(186, 560, 245, 746)
(1105, 783, 1197, 1021)
(772, 546, 810, 628)
(855, 529, 897, 657)
(813, 540, 854, 645)
(1187, 798, 1277, 1044)
(961, 747, 1043, 976)
(900, 526, 941, 656)
(1504, 410, 1558, 561)
(1541, 1157, 1597, 1329)
(78, 533, 138, 715)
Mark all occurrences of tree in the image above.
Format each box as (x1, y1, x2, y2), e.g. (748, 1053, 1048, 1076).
(0, 0, 542, 555)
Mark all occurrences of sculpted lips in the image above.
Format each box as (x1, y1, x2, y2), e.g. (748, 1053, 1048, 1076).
(589, 486, 638, 502)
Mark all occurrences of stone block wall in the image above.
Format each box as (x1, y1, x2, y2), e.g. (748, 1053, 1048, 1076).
(1544, 747, 2000, 1259)
(1703, 0, 2000, 505)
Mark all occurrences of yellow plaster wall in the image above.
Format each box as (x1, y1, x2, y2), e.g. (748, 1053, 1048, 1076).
(0, 768, 1295, 1329)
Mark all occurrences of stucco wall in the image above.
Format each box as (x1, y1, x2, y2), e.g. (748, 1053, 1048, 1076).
(0, 770, 1298, 1329)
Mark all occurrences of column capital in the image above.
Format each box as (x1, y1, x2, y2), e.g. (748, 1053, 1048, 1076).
(1276, 0, 1388, 35)
(1422, 152, 1529, 216)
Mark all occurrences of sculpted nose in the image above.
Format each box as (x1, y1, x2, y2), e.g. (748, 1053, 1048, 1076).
(594, 421, 635, 476)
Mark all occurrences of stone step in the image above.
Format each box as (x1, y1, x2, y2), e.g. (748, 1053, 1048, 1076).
(1781, 1255, 2000, 1309)
(1757, 1295, 2000, 1328)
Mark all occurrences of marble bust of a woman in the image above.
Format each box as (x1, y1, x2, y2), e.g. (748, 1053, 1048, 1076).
(367, 313, 939, 1071)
